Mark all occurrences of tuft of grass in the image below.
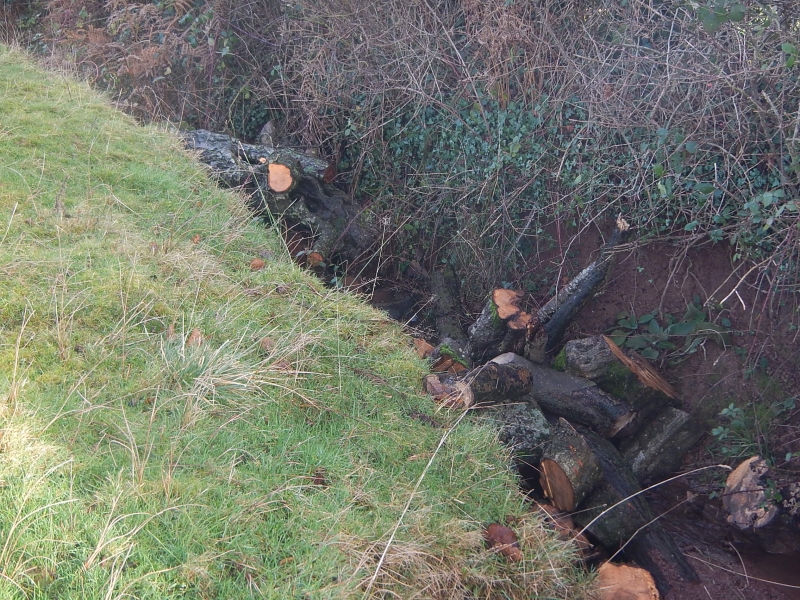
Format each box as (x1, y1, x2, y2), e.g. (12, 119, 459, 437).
(0, 47, 590, 598)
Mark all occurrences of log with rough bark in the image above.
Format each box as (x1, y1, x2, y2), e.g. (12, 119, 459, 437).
(492, 353, 637, 438)
(561, 335, 680, 432)
(620, 407, 704, 485)
(423, 361, 532, 407)
(479, 400, 552, 462)
(430, 266, 468, 349)
(183, 129, 375, 264)
(525, 217, 630, 362)
(723, 456, 800, 554)
(568, 426, 699, 595)
(466, 289, 532, 363)
(539, 419, 603, 511)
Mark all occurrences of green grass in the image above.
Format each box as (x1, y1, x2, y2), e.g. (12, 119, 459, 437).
(0, 48, 589, 599)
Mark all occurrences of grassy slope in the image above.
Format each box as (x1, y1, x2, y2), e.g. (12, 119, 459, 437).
(0, 48, 587, 599)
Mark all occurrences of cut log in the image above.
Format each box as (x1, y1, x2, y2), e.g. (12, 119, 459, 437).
(620, 407, 704, 485)
(478, 400, 551, 462)
(539, 419, 602, 512)
(596, 562, 660, 600)
(422, 361, 532, 407)
(456, 361, 533, 406)
(723, 456, 800, 554)
(525, 217, 630, 361)
(466, 289, 532, 363)
(183, 129, 376, 265)
(561, 335, 679, 432)
(493, 353, 637, 438)
(569, 427, 698, 595)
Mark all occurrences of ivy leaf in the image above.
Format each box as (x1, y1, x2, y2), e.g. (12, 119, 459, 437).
(625, 335, 650, 350)
(648, 320, 663, 335)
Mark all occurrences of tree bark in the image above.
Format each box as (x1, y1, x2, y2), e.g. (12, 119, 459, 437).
(493, 353, 637, 438)
(539, 419, 603, 511)
(620, 407, 704, 485)
(723, 456, 800, 554)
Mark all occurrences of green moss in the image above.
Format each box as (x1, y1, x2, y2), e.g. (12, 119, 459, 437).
(439, 342, 470, 367)
(551, 349, 567, 371)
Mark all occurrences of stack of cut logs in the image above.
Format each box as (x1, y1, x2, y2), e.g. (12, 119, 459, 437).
(421, 220, 705, 597)
(423, 222, 800, 598)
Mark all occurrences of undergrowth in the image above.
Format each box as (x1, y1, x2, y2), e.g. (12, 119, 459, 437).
(7, 0, 799, 311)
(0, 49, 590, 598)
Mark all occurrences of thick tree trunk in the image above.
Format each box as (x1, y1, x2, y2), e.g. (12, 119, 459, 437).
(493, 353, 637, 438)
(183, 129, 375, 264)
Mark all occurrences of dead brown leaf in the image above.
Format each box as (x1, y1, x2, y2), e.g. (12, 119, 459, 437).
(483, 523, 523, 562)
(191, 234, 201, 244)
(250, 258, 265, 271)
(413, 338, 435, 359)
(186, 328, 204, 347)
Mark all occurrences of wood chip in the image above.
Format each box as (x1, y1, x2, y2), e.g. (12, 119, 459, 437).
(492, 288, 524, 320)
(413, 338, 435, 359)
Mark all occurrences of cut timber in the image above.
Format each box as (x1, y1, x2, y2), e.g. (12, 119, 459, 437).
(602, 336, 678, 400)
(493, 353, 637, 438)
(539, 419, 602, 512)
(596, 562, 660, 600)
(455, 361, 533, 406)
(526, 217, 629, 361)
(562, 335, 679, 431)
(479, 400, 551, 462)
(268, 151, 302, 193)
(620, 407, 704, 485)
(723, 456, 800, 554)
(569, 427, 698, 595)
(466, 289, 533, 363)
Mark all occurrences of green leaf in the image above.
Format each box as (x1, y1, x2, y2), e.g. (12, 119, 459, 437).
(782, 43, 797, 55)
(721, 317, 732, 328)
(648, 320, 663, 335)
(684, 220, 699, 231)
(656, 340, 677, 350)
(667, 321, 697, 336)
(615, 310, 630, 320)
(728, 4, 745, 22)
(695, 182, 715, 194)
(638, 314, 654, 324)
(653, 164, 665, 178)
(640, 347, 659, 360)
(619, 317, 638, 329)
(625, 336, 650, 350)
(685, 141, 698, 154)
(610, 332, 628, 347)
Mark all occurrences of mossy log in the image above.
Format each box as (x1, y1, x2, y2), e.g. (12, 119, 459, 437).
(723, 456, 800, 554)
(562, 335, 680, 431)
(183, 129, 375, 264)
(478, 400, 551, 462)
(568, 427, 699, 595)
(493, 353, 637, 438)
(539, 419, 603, 512)
(620, 407, 704, 485)
(430, 267, 468, 346)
